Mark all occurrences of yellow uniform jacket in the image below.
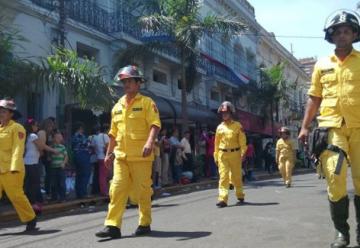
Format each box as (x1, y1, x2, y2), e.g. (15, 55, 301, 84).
(276, 138, 295, 161)
(0, 120, 26, 173)
(308, 49, 360, 128)
(214, 120, 247, 162)
(109, 93, 161, 162)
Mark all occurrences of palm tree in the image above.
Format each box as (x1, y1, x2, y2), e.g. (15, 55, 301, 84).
(255, 63, 292, 141)
(45, 47, 113, 111)
(117, 0, 247, 131)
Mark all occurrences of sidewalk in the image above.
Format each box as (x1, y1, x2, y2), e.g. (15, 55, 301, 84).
(0, 167, 314, 222)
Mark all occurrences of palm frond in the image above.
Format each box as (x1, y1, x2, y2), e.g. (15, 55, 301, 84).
(200, 15, 248, 37)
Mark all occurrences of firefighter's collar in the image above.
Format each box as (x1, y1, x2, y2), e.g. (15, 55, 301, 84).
(120, 93, 142, 105)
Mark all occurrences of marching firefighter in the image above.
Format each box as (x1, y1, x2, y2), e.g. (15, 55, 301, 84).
(214, 101, 247, 208)
(276, 127, 295, 188)
(0, 98, 37, 231)
(298, 10, 360, 248)
(95, 65, 161, 239)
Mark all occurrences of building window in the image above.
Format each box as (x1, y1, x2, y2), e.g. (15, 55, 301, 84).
(153, 69, 167, 85)
(246, 50, 256, 79)
(210, 89, 220, 101)
(76, 42, 99, 61)
(205, 36, 213, 57)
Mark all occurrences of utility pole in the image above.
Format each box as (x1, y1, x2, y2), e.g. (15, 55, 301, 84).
(58, 0, 66, 48)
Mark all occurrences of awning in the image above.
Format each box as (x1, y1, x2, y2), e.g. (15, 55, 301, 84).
(236, 109, 281, 136)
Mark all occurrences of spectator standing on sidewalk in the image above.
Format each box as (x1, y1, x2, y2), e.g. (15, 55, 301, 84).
(95, 65, 161, 239)
(72, 122, 92, 199)
(276, 127, 295, 188)
(91, 125, 110, 196)
(152, 138, 162, 188)
(205, 131, 218, 179)
(197, 130, 207, 177)
(263, 142, 275, 174)
(24, 118, 58, 214)
(214, 101, 247, 208)
(244, 140, 256, 181)
(159, 128, 171, 186)
(0, 98, 37, 231)
(181, 131, 195, 181)
(169, 129, 183, 184)
(38, 117, 57, 199)
(49, 131, 68, 202)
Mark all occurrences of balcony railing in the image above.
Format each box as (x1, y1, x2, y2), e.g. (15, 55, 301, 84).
(30, 0, 248, 86)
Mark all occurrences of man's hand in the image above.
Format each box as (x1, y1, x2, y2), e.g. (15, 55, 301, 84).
(142, 141, 154, 157)
(298, 127, 310, 146)
(104, 153, 115, 169)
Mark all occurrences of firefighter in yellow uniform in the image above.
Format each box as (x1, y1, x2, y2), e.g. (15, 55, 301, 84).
(276, 127, 295, 188)
(214, 101, 247, 208)
(95, 65, 161, 239)
(299, 10, 360, 248)
(0, 99, 37, 231)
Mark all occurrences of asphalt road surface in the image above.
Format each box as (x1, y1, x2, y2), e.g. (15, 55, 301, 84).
(1, 173, 359, 248)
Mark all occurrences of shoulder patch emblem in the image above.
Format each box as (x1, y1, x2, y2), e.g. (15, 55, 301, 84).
(152, 103, 158, 113)
(18, 132, 25, 140)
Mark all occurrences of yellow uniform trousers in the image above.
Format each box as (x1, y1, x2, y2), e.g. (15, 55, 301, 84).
(320, 126, 360, 202)
(278, 157, 294, 185)
(218, 150, 244, 203)
(104, 159, 153, 228)
(0, 171, 35, 222)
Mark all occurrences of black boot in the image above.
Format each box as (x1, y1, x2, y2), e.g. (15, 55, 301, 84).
(216, 201, 227, 208)
(354, 195, 360, 245)
(329, 196, 350, 248)
(135, 225, 151, 236)
(95, 226, 121, 239)
(25, 217, 37, 231)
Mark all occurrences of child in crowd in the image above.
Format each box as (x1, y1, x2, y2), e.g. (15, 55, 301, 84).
(50, 131, 68, 202)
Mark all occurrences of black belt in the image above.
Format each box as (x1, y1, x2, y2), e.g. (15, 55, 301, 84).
(220, 148, 240, 152)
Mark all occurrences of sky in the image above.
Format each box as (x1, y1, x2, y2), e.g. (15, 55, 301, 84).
(248, 0, 360, 59)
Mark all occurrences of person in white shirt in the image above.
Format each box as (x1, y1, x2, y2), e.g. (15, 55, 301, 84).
(181, 131, 194, 177)
(23, 118, 57, 213)
(91, 125, 110, 196)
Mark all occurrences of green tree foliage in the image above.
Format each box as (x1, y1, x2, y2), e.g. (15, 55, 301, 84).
(117, 0, 247, 130)
(46, 48, 113, 110)
(253, 63, 293, 139)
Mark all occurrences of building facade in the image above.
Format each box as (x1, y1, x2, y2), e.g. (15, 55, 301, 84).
(2, 0, 309, 149)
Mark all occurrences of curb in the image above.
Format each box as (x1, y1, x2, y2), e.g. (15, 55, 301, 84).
(0, 168, 314, 222)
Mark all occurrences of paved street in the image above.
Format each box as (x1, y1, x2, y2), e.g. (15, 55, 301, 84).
(1, 173, 359, 248)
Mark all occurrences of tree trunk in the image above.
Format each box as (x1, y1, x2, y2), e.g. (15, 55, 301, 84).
(270, 101, 275, 143)
(181, 60, 189, 134)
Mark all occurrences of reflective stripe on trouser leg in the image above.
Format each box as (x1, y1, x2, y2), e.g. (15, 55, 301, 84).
(218, 152, 230, 203)
(0, 171, 35, 223)
(129, 161, 153, 226)
(228, 152, 244, 199)
(104, 159, 131, 228)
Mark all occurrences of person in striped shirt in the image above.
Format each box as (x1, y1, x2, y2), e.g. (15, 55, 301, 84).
(49, 131, 68, 202)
